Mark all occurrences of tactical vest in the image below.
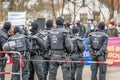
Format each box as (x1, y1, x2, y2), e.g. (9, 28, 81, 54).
(36, 30, 49, 41)
(49, 29, 65, 50)
(6, 34, 28, 52)
(90, 32, 105, 50)
(71, 36, 84, 61)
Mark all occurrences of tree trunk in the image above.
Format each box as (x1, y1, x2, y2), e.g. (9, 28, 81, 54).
(101, 11, 106, 21)
(52, 0, 56, 21)
(0, 0, 3, 22)
(118, 0, 120, 13)
(109, 9, 114, 20)
(61, 0, 65, 17)
(73, 2, 76, 25)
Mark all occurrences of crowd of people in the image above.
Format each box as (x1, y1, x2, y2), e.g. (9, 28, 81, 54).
(1, 17, 118, 80)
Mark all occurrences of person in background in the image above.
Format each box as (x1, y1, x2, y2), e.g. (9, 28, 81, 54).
(76, 20, 86, 38)
(104, 20, 109, 33)
(116, 23, 120, 37)
(107, 20, 118, 37)
(85, 20, 95, 38)
(64, 22, 72, 35)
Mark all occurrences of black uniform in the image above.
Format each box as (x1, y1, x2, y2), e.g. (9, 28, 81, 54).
(3, 26, 31, 80)
(45, 16, 73, 80)
(36, 19, 53, 80)
(36, 29, 51, 80)
(88, 22, 108, 80)
(76, 21, 86, 38)
(70, 27, 85, 80)
(46, 24, 73, 80)
(0, 22, 11, 80)
(70, 36, 85, 80)
(29, 21, 45, 80)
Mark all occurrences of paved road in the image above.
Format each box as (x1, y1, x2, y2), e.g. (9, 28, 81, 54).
(5, 65, 120, 80)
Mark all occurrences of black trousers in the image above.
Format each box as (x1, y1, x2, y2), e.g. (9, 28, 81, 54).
(11, 56, 29, 80)
(29, 54, 44, 80)
(91, 56, 107, 80)
(49, 54, 71, 80)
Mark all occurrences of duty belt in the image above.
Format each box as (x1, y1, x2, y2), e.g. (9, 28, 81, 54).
(32, 50, 43, 55)
(50, 50, 64, 55)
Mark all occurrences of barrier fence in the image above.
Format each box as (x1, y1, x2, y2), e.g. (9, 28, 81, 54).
(0, 50, 120, 80)
(20, 59, 113, 64)
(0, 51, 22, 80)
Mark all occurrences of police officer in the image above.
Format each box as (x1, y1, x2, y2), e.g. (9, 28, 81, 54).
(3, 26, 31, 80)
(0, 22, 11, 80)
(88, 22, 108, 80)
(70, 27, 85, 80)
(46, 17, 73, 80)
(36, 19, 53, 80)
(29, 20, 45, 80)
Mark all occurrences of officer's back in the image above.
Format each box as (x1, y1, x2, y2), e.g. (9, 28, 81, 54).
(36, 19, 53, 41)
(3, 26, 30, 52)
(88, 22, 108, 80)
(46, 17, 72, 54)
(47, 17, 73, 80)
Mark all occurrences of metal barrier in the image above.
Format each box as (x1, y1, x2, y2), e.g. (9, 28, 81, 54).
(21, 59, 113, 64)
(0, 51, 23, 80)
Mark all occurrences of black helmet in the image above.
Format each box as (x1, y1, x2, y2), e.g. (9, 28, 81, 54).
(3, 22, 11, 31)
(14, 26, 23, 34)
(30, 20, 39, 31)
(98, 22, 105, 30)
(46, 19, 53, 28)
(56, 17, 64, 26)
(14, 26, 19, 34)
(72, 26, 79, 34)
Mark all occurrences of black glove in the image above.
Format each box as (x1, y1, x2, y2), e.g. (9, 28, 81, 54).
(44, 53, 51, 60)
(70, 54, 81, 61)
(94, 52, 101, 56)
(90, 55, 96, 59)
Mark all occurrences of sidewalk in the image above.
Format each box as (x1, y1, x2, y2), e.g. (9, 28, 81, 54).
(5, 65, 120, 80)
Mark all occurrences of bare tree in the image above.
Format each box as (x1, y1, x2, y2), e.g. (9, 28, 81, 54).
(99, 0, 120, 20)
(8, 0, 26, 11)
(66, 0, 84, 24)
(98, 1, 106, 21)
(51, 0, 56, 20)
(61, 0, 65, 16)
(0, 0, 3, 22)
